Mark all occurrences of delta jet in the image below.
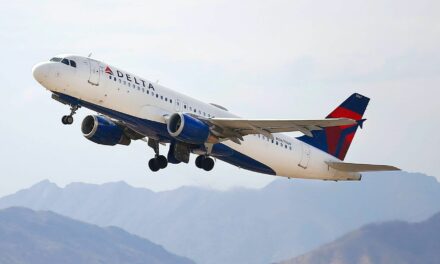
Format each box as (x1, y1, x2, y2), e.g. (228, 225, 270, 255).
(32, 55, 399, 181)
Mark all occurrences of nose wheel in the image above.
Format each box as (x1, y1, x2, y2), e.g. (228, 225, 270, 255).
(61, 105, 79, 125)
(195, 155, 215, 171)
(61, 115, 74, 125)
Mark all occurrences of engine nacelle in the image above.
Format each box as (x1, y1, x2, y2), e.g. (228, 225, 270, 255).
(167, 113, 212, 145)
(81, 115, 131, 146)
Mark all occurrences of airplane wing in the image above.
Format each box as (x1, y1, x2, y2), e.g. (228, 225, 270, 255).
(326, 162, 400, 172)
(206, 117, 356, 144)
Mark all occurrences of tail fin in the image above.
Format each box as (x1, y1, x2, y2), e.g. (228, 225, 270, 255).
(298, 93, 370, 160)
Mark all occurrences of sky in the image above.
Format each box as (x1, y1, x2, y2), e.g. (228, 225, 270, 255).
(0, 0, 439, 197)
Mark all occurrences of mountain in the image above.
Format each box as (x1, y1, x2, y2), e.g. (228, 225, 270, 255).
(0, 171, 439, 264)
(0, 207, 194, 264)
(278, 211, 440, 264)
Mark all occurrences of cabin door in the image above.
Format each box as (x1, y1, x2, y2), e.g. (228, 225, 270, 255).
(298, 143, 311, 169)
(88, 59, 100, 86)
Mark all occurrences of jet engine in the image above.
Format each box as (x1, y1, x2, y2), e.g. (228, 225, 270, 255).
(81, 115, 131, 146)
(167, 113, 215, 144)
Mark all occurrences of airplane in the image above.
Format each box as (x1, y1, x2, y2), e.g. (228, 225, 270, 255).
(32, 54, 399, 181)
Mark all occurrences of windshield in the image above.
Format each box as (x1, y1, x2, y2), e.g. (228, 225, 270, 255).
(50, 57, 62, 62)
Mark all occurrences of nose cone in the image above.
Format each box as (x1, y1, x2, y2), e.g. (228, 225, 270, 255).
(32, 62, 50, 83)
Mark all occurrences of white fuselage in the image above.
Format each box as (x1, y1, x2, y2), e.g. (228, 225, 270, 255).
(32, 55, 361, 181)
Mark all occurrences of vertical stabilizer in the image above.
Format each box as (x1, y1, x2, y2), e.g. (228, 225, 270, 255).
(298, 93, 370, 160)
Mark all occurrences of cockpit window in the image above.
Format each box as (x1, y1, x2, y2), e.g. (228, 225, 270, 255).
(61, 58, 69, 66)
(70, 60, 76, 68)
(50, 57, 62, 62)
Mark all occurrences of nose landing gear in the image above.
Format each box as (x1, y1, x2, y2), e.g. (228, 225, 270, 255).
(61, 105, 80, 125)
(195, 155, 215, 171)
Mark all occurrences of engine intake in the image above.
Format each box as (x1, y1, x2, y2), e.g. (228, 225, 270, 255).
(81, 115, 131, 146)
(167, 113, 212, 145)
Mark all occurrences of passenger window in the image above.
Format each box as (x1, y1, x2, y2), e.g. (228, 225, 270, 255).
(147, 90, 149, 94)
(170, 99, 173, 103)
(70, 60, 77, 67)
(109, 75, 112, 80)
(165, 98, 168, 102)
(119, 79, 121, 83)
(61, 58, 69, 65)
(114, 77, 116, 81)
(156, 94, 159, 98)
(142, 88, 145, 92)
(161, 96, 163, 100)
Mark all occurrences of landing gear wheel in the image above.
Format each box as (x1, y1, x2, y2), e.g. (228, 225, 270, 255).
(157, 155, 168, 169)
(195, 155, 205, 169)
(202, 157, 215, 171)
(61, 105, 79, 125)
(66, 115, 73, 124)
(61, 115, 73, 125)
(148, 158, 160, 172)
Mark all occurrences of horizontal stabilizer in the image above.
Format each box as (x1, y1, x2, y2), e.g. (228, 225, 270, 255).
(326, 162, 400, 172)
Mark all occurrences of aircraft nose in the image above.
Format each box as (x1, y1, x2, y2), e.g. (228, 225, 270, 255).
(32, 62, 50, 83)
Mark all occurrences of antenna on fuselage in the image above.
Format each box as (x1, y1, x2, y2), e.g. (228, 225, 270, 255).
(88, 52, 93, 58)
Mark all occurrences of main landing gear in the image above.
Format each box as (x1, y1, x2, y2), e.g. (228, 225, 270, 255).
(195, 155, 215, 171)
(148, 155, 168, 172)
(148, 138, 168, 172)
(146, 139, 215, 172)
(61, 105, 80, 125)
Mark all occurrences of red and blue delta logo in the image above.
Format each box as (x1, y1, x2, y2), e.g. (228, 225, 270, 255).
(105, 66, 113, 75)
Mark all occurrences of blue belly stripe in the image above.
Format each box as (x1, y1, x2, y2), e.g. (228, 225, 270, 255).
(54, 93, 276, 175)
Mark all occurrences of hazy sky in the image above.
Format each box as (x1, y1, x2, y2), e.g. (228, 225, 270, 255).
(1, 0, 439, 197)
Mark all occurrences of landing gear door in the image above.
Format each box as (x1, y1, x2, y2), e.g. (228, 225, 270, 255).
(298, 143, 311, 169)
(88, 59, 100, 86)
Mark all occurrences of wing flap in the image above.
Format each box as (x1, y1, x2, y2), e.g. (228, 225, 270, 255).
(326, 162, 400, 172)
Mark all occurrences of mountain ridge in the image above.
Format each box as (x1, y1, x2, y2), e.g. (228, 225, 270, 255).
(0, 207, 195, 264)
(278, 211, 440, 264)
(0, 171, 438, 264)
